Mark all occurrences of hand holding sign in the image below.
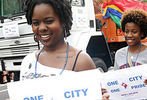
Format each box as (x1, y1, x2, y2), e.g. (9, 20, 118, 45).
(144, 79, 147, 85)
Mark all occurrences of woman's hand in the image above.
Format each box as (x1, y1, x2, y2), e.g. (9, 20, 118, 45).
(102, 88, 110, 100)
(102, 95, 110, 100)
(144, 79, 147, 85)
(102, 88, 107, 95)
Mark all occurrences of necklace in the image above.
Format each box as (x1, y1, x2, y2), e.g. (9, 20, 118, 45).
(126, 42, 142, 67)
(35, 42, 69, 78)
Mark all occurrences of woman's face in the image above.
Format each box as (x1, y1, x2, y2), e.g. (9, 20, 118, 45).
(32, 3, 64, 47)
(124, 22, 142, 47)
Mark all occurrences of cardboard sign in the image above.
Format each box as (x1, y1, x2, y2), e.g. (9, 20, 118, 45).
(7, 69, 102, 100)
(101, 64, 147, 100)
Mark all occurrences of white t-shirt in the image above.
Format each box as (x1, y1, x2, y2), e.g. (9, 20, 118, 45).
(114, 46, 147, 70)
(20, 51, 73, 81)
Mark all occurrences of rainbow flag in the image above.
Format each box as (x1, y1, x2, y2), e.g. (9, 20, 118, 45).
(102, 0, 147, 28)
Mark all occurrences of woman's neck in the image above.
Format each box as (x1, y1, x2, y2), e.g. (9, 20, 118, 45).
(43, 41, 67, 53)
(129, 42, 142, 54)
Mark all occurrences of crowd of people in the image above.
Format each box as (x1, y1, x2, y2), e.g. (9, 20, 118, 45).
(1, 0, 147, 99)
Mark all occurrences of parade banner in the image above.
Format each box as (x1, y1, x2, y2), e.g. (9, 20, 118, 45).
(101, 64, 147, 100)
(7, 69, 102, 100)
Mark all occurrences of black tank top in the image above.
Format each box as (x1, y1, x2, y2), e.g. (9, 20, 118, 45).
(72, 50, 82, 71)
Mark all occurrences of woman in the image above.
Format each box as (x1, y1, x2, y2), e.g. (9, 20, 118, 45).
(19, 0, 110, 99)
(114, 9, 147, 69)
(102, 9, 147, 99)
(18, 0, 110, 99)
(20, 0, 96, 80)
(114, 10, 147, 85)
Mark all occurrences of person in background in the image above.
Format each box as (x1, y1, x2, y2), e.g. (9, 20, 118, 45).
(114, 9, 147, 69)
(2, 71, 9, 84)
(102, 9, 147, 99)
(2, 71, 14, 84)
(114, 9, 147, 83)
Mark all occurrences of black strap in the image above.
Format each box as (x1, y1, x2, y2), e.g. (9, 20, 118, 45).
(1, 60, 6, 71)
(72, 50, 82, 71)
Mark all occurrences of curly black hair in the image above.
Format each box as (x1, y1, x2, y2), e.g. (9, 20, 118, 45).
(24, 0, 73, 37)
(121, 9, 147, 39)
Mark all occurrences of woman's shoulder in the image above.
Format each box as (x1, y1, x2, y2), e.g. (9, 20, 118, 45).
(70, 45, 96, 71)
(116, 46, 128, 55)
(69, 45, 91, 60)
(20, 51, 37, 75)
(141, 45, 147, 53)
(22, 51, 37, 63)
(144, 45, 147, 50)
(25, 51, 36, 58)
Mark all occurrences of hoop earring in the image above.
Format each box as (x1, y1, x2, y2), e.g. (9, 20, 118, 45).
(34, 34, 39, 42)
(141, 34, 145, 39)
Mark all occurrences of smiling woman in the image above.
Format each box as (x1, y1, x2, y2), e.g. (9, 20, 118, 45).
(114, 9, 147, 69)
(20, 0, 96, 80)
(18, 0, 110, 99)
(31, 3, 64, 48)
(113, 9, 147, 94)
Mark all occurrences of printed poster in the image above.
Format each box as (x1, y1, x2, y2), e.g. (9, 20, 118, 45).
(6, 69, 102, 100)
(101, 64, 147, 100)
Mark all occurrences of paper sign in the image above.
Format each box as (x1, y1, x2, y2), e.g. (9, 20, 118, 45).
(2, 21, 20, 38)
(101, 64, 147, 100)
(7, 69, 102, 100)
